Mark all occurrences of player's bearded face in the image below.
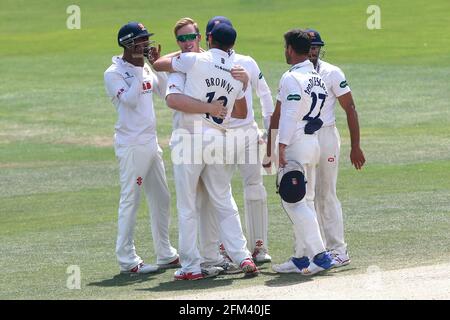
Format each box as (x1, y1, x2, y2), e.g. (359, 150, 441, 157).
(131, 36, 150, 58)
(309, 46, 321, 63)
(284, 44, 291, 64)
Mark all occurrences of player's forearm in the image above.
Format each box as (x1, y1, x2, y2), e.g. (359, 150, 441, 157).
(338, 92, 361, 148)
(269, 100, 281, 131)
(259, 92, 275, 122)
(153, 53, 179, 72)
(166, 93, 212, 114)
(266, 100, 281, 156)
(346, 107, 361, 148)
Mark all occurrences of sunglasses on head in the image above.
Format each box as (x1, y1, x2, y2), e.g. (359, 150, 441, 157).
(176, 33, 199, 42)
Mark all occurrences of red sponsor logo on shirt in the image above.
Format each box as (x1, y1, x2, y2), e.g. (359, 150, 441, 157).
(142, 81, 152, 90)
(328, 157, 335, 163)
(137, 177, 143, 186)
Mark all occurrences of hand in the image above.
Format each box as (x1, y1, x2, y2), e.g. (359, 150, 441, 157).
(258, 129, 267, 145)
(350, 146, 365, 170)
(146, 44, 161, 65)
(231, 65, 249, 91)
(208, 100, 227, 119)
(262, 154, 272, 168)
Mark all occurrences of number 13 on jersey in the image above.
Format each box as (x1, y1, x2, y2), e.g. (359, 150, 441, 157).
(205, 91, 228, 125)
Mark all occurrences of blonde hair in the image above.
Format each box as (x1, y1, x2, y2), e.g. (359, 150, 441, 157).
(173, 17, 200, 37)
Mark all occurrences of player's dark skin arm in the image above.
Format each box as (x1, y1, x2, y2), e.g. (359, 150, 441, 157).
(230, 97, 247, 119)
(337, 92, 366, 170)
(262, 100, 281, 167)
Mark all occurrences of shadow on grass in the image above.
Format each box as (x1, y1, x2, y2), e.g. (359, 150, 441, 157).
(261, 265, 357, 287)
(136, 270, 264, 292)
(88, 270, 165, 287)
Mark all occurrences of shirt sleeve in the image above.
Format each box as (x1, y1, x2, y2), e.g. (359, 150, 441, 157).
(104, 66, 143, 109)
(249, 58, 275, 120)
(171, 52, 197, 74)
(330, 67, 351, 97)
(166, 72, 186, 97)
(236, 84, 245, 100)
(276, 76, 282, 102)
(278, 74, 304, 146)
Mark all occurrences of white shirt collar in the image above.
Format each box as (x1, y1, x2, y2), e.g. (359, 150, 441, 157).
(112, 55, 135, 68)
(209, 48, 233, 57)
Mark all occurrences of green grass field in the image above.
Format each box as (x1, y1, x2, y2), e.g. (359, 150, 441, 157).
(1, 0, 449, 299)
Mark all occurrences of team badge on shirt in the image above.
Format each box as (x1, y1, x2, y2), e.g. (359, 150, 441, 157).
(287, 94, 301, 101)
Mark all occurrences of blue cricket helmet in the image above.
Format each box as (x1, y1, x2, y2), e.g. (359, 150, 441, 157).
(118, 22, 154, 48)
(206, 16, 233, 35)
(276, 160, 307, 203)
(305, 29, 325, 46)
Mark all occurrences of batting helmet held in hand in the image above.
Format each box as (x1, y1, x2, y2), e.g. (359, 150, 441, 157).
(276, 160, 307, 203)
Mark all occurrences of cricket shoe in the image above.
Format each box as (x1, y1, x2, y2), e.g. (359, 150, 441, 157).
(329, 250, 351, 268)
(240, 258, 259, 276)
(272, 256, 310, 273)
(121, 262, 159, 274)
(300, 252, 334, 276)
(252, 241, 272, 263)
(213, 260, 242, 274)
(173, 266, 222, 281)
(157, 255, 181, 269)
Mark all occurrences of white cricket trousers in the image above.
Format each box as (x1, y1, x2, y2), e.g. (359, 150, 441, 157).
(198, 122, 269, 262)
(171, 133, 250, 274)
(114, 140, 177, 271)
(315, 125, 347, 255)
(282, 132, 327, 258)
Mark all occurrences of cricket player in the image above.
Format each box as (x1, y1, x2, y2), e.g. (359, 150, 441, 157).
(198, 17, 274, 264)
(154, 17, 244, 275)
(153, 23, 259, 280)
(306, 29, 366, 267)
(269, 29, 333, 275)
(103, 22, 179, 273)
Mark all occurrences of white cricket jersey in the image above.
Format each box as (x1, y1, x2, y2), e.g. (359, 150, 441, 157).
(315, 59, 351, 126)
(165, 72, 186, 130)
(226, 51, 274, 129)
(104, 56, 166, 145)
(171, 48, 245, 135)
(278, 60, 328, 146)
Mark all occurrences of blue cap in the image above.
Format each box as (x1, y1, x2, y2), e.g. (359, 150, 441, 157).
(206, 16, 233, 35)
(305, 29, 324, 46)
(211, 23, 237, 46)
(118, 22, 153, 48)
